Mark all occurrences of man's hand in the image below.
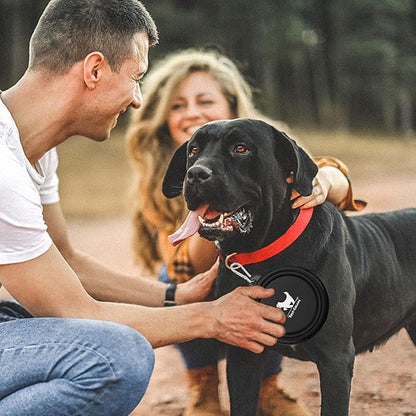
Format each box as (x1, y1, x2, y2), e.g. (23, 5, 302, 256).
(175, 260, 219, 305)
(175, 263, 287, 353)
(207, 286, 286, 353)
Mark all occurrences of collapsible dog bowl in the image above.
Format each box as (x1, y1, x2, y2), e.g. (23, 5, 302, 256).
(257, 266, 328, 345)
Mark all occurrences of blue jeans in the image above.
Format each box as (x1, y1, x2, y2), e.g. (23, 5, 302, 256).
(158, 266, 282, 378)
(0, 301, 154, 416)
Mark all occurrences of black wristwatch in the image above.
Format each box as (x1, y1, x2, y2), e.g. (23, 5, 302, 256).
(164, 281, 177, 306)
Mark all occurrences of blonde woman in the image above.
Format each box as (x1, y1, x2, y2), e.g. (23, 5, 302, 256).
(127, 48, 364, 416)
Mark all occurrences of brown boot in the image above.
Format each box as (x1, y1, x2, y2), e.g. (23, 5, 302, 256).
(258, 374, 310, 416)
(183, 364, 224, 416)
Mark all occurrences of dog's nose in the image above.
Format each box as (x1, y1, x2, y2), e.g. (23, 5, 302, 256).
(187, 165, 213, 184)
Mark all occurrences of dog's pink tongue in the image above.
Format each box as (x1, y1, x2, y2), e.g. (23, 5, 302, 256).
(168, 203, 209, 246)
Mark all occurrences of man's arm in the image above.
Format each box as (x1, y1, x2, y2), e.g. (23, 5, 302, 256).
(43, 202, 187, 306)
(0, 242, 285, 352)
(11, 202, 285, 352)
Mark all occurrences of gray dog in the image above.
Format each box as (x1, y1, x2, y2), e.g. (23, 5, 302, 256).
(162, 118, 416, 416)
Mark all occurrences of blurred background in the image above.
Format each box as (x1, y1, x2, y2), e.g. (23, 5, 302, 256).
(1, 5, 416, 413)
(1, 0, 415, 218)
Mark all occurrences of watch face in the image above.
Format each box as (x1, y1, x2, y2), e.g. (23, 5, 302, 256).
(257, 266, 328, 345)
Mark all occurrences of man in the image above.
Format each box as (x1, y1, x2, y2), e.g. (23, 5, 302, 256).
(0, 1, 286, 415)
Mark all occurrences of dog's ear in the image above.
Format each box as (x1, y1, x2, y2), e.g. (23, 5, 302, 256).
(273, 129, 318, 196)
(162, 141, 188, 198)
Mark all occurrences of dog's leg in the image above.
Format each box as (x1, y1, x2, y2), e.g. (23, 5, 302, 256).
(406, 321, 416, 346)
(226, 346, 264, 416)
(316, 340, 355, 416)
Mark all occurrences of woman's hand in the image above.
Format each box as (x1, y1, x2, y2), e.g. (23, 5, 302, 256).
(291, 166, 349, 209)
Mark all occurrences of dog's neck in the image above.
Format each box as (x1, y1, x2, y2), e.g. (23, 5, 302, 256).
(219, 207, 314, 268)
(267, 200, 300, 244)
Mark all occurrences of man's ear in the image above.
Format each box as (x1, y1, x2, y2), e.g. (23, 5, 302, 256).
(83, 52, 106, 89)
(162, 141, 189, 198)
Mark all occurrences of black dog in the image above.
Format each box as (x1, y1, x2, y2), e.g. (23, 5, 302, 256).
(162, 118, 416, 416)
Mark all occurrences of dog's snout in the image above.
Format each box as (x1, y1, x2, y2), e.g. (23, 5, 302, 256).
(187, 165, 213, 184)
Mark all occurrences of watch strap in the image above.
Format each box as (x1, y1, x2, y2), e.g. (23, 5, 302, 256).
(164, 281, 177, 306)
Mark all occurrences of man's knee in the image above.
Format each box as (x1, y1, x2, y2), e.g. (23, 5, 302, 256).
(108, 322, 155, 396)
(62, 319, 155, 414)
(0, 318, 155, 416)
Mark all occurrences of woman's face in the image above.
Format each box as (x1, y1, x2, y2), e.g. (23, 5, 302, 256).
(167, 71, 233, 147)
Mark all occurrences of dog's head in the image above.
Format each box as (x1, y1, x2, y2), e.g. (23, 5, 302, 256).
(163, 119, 317, 251)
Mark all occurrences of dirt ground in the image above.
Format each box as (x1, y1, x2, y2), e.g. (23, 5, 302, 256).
(2, 132, 414, 415)
(64, 170, 416, 416)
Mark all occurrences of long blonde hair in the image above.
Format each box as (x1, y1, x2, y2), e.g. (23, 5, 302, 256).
(126, 48, 285, 272)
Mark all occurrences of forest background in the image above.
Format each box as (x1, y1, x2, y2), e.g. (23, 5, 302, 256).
(1, 0, 415, 219)
(2, 0, 416, 133)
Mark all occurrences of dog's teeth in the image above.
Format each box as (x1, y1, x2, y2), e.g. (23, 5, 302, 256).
(219, 214, 224, 224)
(198, 216, 205, 225)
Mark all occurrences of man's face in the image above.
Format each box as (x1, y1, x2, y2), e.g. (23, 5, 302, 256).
(83, 32, 149, 141)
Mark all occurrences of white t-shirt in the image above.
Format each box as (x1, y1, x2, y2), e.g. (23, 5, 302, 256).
(0, 97, 60, 265)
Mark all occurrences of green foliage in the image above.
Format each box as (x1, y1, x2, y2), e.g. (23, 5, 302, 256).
(1, 0, 415, 132)
(142, 0, 416, 132)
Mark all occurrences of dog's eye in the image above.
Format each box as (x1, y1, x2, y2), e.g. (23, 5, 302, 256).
(189, 146, 198, 157)
(234, 144, 249, 154)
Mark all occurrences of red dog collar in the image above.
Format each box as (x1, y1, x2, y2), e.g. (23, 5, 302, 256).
(223, 207, 314, 266)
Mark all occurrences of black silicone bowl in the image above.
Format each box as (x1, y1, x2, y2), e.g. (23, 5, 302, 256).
(257, 266, 328, 345)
